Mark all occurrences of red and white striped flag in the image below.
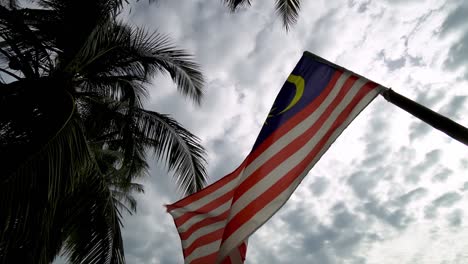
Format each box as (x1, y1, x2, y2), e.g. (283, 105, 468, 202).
(166, 52, 384, 263)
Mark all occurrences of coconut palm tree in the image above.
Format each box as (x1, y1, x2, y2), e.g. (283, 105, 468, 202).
(224, 0, 301, 30)
(0, 0, 207, 263)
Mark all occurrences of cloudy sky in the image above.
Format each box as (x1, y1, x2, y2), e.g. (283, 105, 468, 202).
(64, 0, 468, 263)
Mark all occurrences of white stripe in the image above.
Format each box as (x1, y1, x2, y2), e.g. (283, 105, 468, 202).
(217, 85, 381, 262)
(169, 171, 242, 219)
(176, 201, 231, 233)
(181, 220, 225, 249)
(228, 78, 368, 218)
(185, 240, 220, 264)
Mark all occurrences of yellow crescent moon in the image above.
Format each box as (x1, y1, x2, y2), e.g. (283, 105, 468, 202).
(278, 74, 305, 114)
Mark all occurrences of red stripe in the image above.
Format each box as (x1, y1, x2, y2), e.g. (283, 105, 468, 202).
(191, 252, 217, 264)
(166, 164, 243, 211)
(183, 229, 223, 256)
(231, 74, 358, 205)
(174, 188, 234, 227)
(179, 210, 229, 240)
(239, 242, 247, 260)
(221, 81, 378, 241)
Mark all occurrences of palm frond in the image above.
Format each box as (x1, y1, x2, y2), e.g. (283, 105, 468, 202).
(78, 75, 148, 107)
(135, 30, 205, 105)
(111, 182, 144, 215)
(61, 175, 125, 264)
(73, 22, 204, 105)
(120, 137, 148, 180)
(0, 93, 95, 263)
(80, 96, 206, 195)
(224, 0, 252, 11)
(113, 194, 138, 215)
(31, 0, 129, 68)
(77, 96, 150, 181)
(275, 0, 301, 30)
(38, 0, 127, 16)
(65, 20, 131, 74)
(133, 108, 207, 195)
(222, 0, 301, 30)
(0, 5, 53, 78)
(76, 96, 124, 142)
(68, 21, 148, 106)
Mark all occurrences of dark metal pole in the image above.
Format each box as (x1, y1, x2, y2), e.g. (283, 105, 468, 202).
(381, 88, 468, 146)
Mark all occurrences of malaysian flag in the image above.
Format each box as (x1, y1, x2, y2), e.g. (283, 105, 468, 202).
(166, 52, 384, 264)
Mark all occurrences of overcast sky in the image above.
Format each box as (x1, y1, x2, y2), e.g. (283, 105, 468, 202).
(60, 0, 468, 263)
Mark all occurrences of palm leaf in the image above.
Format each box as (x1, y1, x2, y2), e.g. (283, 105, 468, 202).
(0, 92, 95, 263)
(77, 96, 150, 181)
(223, 0, 301, 30)
(78, 75, 148, 107)
(135, 29, 205, 105)
(224, 0, 252, 11)
(90, 143, 145, 215)
(275, 0, 301, 30)
(0, 5, 52, 78)
(71, 21, 204, 105)
(37, 0, 126, 16)
(133, 108, 207, 195)
(111, 182, 144, 215)
(87, 100, 208, 195)
(61, 175, 125, 264)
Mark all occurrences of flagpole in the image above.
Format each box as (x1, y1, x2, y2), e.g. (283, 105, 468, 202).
(380, 88, 468, 146)
(303, 51, 468, 146)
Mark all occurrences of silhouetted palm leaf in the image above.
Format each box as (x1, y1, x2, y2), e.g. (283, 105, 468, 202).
(73, 22, 204, 104)
(275, 0, 301, 31)
(0, 92, 95, 263)
(61, 175, 125, 264)
(224, 0, 252, 11)
(133, 108, 207, 195)
(80, 95, 207, 195)
(223, 0, 302, 30)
